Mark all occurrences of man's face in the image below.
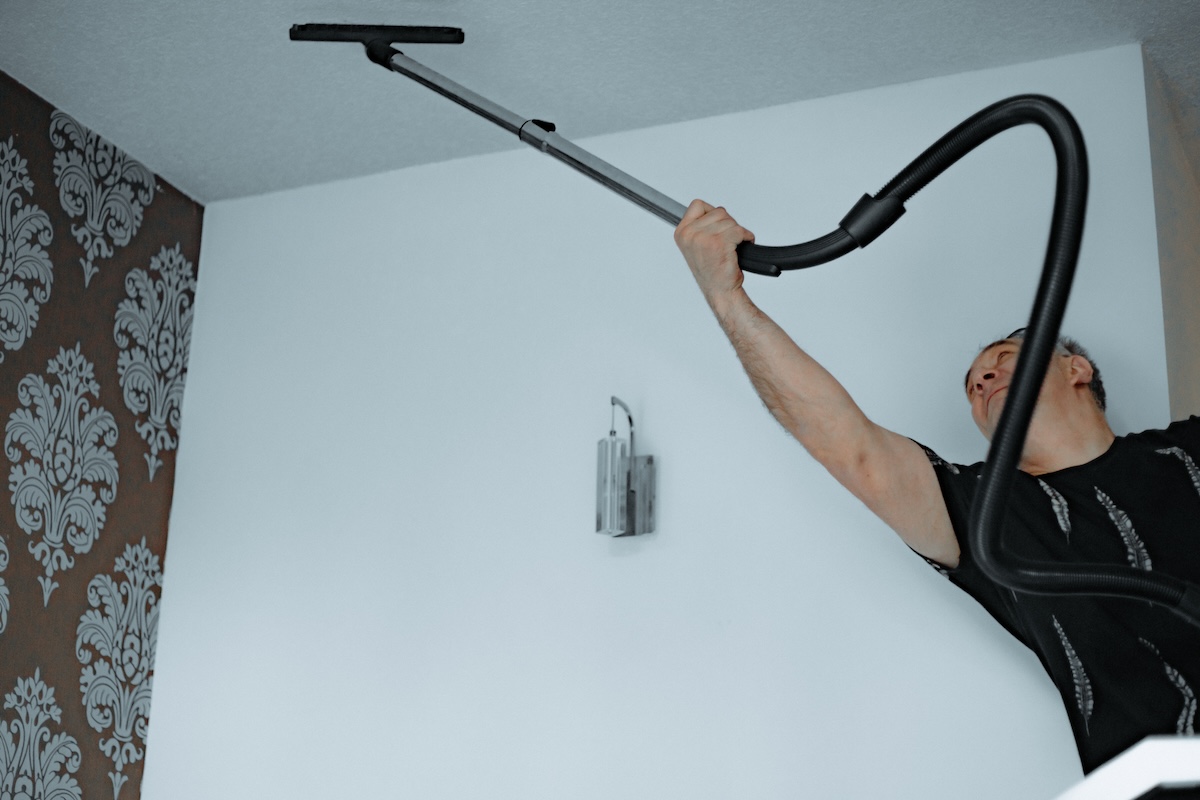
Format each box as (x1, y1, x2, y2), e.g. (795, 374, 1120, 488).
(964, 338, 1023, 438)
(965, 338, 1086, 440)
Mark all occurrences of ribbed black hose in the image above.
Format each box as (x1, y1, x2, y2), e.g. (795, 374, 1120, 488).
(739, 94, 1200, 624)
(877, 95, 1200, 624)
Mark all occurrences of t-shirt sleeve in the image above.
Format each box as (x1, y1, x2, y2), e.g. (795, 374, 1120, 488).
(910, 440, 977, 557)
(1165, 415, 1200, 450)
(910, 441, 1033, 648)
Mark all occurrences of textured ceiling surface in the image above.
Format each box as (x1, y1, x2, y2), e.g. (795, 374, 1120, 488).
(1, 0, 1197, 203)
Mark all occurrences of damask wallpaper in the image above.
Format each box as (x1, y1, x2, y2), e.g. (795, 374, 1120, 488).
(0, 70, 202, 798)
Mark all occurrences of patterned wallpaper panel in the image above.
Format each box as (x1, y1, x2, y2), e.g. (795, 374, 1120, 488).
(0, 70, 203, 798)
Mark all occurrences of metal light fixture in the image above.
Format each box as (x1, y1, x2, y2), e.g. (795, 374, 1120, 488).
(596, 396, 655, 537)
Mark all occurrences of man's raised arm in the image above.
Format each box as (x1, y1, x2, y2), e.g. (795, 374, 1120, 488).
(674, 199, 960, 567)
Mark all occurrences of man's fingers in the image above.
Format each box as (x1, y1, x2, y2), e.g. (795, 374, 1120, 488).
(676, 200, 754, 258)
(677, 199, 724, 246)
(681, 202, 737, 233)
(681, 198, 715, 224)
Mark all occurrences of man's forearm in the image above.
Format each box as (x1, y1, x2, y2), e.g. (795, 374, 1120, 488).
(674, 201, 959, 563)
(709, 287, 873, 470)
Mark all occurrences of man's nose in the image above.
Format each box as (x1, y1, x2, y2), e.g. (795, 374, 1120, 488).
(974, 370, 997, 394)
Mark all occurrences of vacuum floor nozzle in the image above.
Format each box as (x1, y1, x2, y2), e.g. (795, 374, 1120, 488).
(288, 24, 464, 46)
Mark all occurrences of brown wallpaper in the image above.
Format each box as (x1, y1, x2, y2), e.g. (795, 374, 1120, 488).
(0, 70, 202, 798)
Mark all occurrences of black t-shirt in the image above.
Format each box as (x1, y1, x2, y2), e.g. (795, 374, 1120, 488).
(919, 416, 1200, 774)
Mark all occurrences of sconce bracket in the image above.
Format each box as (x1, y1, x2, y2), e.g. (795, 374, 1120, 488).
(596, 397, 656, 537)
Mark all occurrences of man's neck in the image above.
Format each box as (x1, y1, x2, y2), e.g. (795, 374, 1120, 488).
(1019, 408, 1116, 476)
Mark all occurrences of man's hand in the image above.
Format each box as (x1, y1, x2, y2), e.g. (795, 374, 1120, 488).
(673, 200, 755, 312)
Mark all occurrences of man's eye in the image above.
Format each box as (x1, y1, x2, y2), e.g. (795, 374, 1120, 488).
(997, 351, 1011, 363)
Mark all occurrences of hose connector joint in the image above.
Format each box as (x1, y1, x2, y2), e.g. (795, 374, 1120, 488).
(839, 193, 906, 248)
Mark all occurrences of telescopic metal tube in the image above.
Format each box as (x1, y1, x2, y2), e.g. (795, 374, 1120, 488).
(517, 120, 689, 226)
(372, 43, 863, 276)
(374, 44, 689, 227)
(369, 44, 526, 135)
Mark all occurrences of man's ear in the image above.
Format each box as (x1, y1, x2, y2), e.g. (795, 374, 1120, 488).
(1067, 354, 1094, 387)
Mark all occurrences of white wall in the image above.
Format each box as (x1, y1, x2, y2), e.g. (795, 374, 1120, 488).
(1144, 53, 1200, 420)
(144, 45, 1168, 799)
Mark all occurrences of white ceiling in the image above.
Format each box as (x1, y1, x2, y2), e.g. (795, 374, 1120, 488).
(2, 0, 1197, 204)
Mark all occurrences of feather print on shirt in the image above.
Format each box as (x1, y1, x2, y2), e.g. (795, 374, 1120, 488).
(1038, 479, 1071, 541)
(918, 444, 960, 475)
(1139, 638, 1197, 735)
(1094, 488, 1152, 571)
(921, 554, 950, 578)
(1053, 615, 1094, 735)
(1157, 446, 1200, 500)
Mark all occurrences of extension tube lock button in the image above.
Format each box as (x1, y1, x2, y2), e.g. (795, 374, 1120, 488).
(839, 194, 906, 248)
(518, 119, 558, 151)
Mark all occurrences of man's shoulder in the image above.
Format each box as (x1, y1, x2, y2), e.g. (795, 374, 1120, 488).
(1164, 414, 1200, 435)
(1126, 415, 1200, 450)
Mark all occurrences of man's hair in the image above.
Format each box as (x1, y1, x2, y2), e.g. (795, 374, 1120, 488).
(966, 328, 1107, 411)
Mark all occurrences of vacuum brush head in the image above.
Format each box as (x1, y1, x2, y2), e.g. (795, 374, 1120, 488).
(288, 24, 464, 46)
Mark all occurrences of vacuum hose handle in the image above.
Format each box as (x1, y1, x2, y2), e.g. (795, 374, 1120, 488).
(735, 193, 908, 275)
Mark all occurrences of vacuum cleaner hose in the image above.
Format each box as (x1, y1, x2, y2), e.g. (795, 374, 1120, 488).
(737, 93, 1200, 625)
(893, 95, 1200, 626)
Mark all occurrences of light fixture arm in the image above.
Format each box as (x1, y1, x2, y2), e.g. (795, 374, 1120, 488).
(611, 395, 634, 477)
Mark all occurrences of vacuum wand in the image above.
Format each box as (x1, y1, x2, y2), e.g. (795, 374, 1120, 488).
(288, 24, 895, 277)
(289, 26, 687, 226)
(381, 48, 691, 227)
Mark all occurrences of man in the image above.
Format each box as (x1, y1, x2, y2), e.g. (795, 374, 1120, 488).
(674, 199, 1199, 775)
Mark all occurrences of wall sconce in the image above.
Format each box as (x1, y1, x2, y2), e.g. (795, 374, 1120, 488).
(596, 396, 656, 536)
